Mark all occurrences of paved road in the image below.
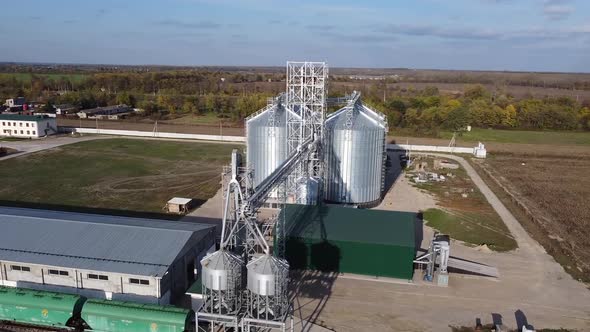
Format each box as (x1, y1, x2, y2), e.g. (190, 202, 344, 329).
(0, 136, 106, 161)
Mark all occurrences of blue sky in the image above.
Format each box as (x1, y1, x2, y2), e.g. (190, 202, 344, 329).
(1, 0, 589, 72)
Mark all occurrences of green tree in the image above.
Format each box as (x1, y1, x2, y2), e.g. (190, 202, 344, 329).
(386, 98, 407, 114)
(578, 107, 590, 130)
(469, 99, 501, 127)
(500, 104, 517, 128)
(443, 106, 470, 131)
(403, 108, 420, 128)
(116, 92, 136, 107)
(157, 95, 174, 111)
(464, 84, 490, 101)
(386, 110, 402, 128)
(78, 91, 97, 109)
(422, 86, 439, 97)
(182, 100, 197, 114)
(41, 101, 55, 113)
(138, 100, 159, 116)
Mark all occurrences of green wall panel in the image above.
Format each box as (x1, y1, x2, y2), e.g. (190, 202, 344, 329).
(283, 204, 416, 280)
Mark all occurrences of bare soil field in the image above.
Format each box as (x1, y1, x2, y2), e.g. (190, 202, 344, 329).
(331, 67, 590, 88)
(387, 82, 590, 101)
(473, 154, 590, 282)
(332, 81, 590, 102)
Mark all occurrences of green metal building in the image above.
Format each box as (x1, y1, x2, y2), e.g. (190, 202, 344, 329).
(282, 205, 416, 280)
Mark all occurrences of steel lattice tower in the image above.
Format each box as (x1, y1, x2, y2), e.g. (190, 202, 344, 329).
(285, 61, 327, 202)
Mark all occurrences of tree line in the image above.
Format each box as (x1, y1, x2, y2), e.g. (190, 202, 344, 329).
(1, 70, 589, 131)
(360, 85, 590, 133)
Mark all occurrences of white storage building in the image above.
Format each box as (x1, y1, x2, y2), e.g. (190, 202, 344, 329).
(0, 114, 57, 138)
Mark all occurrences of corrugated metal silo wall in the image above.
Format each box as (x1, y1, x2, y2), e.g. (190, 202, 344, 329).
(324, 125, 385, 205)
(246, 109, 287, 188)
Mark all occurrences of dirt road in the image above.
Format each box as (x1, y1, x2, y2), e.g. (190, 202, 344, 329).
(418, 153, 543, 255)
(0, 136, 106, 161)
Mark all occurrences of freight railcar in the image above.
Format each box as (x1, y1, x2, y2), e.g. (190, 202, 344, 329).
(0, 287, 84, 330)
(81, 299, 192, 332)
(0, 287, 194, 332)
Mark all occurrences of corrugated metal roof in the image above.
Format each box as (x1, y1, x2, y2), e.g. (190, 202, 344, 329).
(168, 197, 192, 205)
(0, 114, 52, 122)
(0, 207, 214, 277)
(282, 204, 415, 248)
(325, 104, 386, 130)
(79, 104, 130, 114)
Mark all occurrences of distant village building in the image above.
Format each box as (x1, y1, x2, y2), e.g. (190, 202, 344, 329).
(0, 114, 57, 138)
(4, 97, 25, 108)
(77, 104, 132, 119)
(55, 104, 79, 116)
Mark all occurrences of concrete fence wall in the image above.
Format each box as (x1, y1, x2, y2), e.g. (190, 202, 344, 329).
(62, 127, 246, 143)
(387, 144, 475, 154)
(61, 127, 485, 156)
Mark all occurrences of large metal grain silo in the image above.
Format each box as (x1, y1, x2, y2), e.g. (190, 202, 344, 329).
(246, 105, 288, 188)
(324, 103, 388, 207)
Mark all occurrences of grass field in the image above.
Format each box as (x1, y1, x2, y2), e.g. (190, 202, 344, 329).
(165, 113, 230, 125)
(0, 138, 239, 214)
(392, 127, 590, 147)
(423, 208, 516, 251)
(0, 72, 87, 83)
(409, 156, 517, 251)
(440, 128, 590, 146)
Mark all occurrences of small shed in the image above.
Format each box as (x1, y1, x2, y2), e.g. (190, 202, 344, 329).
(166, 197, 193, 214)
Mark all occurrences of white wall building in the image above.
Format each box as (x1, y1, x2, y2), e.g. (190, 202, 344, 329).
(4, 97, 25, 107)
(0, 114, 57, 138)
(0, 207, 216, 305)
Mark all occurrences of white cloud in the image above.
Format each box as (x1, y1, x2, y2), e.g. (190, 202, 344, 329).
(543, 0, 574, 20)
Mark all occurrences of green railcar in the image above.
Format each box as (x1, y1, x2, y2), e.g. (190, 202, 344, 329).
(0, 286, 86, 329)
(81, 299, 193, 332)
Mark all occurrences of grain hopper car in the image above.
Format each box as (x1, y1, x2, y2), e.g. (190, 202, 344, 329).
(0, 287, 194, 332)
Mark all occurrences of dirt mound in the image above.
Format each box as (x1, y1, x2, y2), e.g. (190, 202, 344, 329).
(475, 244, 492, 253)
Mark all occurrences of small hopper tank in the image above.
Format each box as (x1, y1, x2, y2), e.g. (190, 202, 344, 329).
(201, 250, 243, 291)
(246, 254, 289, 296)
(246, 254, 290, 320)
